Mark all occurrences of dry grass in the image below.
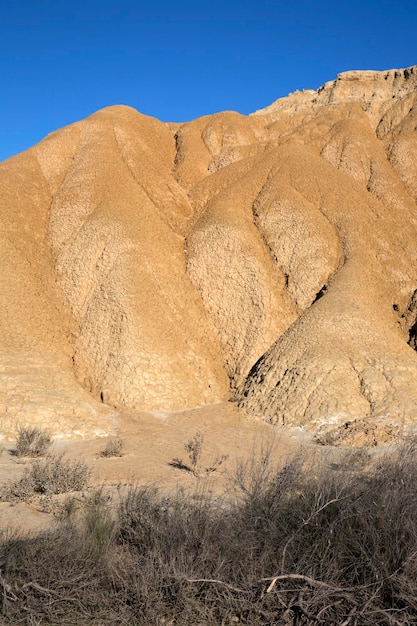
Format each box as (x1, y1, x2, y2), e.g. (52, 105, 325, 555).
(1, 440, 417, 624)
(99, 438, 125, 458)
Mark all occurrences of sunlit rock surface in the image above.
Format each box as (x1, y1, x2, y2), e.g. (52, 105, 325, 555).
(1, 65, 417, 437)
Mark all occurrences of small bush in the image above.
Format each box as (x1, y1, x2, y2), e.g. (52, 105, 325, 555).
(99, 438, 124, 458)
(15, 426, 52, 457)
(184, 430, 204, 471)
(6, 453, 90, 500)
(170, 431, 228, 477)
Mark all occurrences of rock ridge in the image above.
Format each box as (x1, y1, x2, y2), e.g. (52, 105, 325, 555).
(254, 64, 417, 128)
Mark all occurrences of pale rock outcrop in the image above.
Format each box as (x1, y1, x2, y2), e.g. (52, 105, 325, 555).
(255, 66, 417, 129)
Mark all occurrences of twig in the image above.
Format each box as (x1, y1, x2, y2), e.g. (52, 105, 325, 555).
(21, 581, 60, 596)
(280, 495, 348, 572)
(359, 607, 405, 626)
(261, 574, 351, 594)
(176, 577, 245, 593)
(339, 606, 357, 626)
(291, 602, 320, 621)
(0, 571, 18, 602)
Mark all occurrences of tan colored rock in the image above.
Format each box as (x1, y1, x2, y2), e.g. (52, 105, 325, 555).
(239, 67, 417, 428)
(1, 65, 417, 438)
(255, 65, 417, 129)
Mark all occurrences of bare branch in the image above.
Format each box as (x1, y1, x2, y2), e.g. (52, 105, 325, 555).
(261, 573, 352, 594)
(176, 577, 245, 593)
(280, 495, 348, 572)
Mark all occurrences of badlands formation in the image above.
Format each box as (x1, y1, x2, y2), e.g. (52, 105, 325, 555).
(1, 65, 417, 441)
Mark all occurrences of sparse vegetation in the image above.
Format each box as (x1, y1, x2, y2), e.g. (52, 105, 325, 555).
(2, 441, 417, 623)
(15, 426, 52, 457)
(99, 438, 124, 458)
(184, 429, 204, 471)
(170, 430, 228, 477)
(4, 453, 90, 500)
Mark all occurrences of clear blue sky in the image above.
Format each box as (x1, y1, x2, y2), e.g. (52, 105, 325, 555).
(0, 0, 416, 162)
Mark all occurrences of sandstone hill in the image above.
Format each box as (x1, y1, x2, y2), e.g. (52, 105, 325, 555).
(1, 65, 417, 439)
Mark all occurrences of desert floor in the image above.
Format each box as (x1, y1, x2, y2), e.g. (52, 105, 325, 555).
(0, 402, 312, 534)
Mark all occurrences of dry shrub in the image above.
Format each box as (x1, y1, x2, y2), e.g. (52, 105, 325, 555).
(1, 440, 417, 624)
(5, 453, 90, 500)
(15, 426, 52, 457)
(99, 438, 124, 458)
(169, 431, 228, 477)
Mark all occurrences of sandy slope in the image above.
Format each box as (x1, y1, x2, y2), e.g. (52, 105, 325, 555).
(0, 402, 308, 533)
(1, 65, 417, 447)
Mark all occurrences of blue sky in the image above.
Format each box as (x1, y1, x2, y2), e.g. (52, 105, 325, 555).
(0, 0, 416, 162)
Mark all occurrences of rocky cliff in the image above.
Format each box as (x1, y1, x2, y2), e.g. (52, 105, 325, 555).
(1, 65, 417, 438)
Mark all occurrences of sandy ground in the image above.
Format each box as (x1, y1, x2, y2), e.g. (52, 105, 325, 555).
(0, 402, 312, 535)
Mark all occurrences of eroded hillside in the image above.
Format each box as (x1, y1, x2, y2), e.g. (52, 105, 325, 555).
(1, 65, 417, 438)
